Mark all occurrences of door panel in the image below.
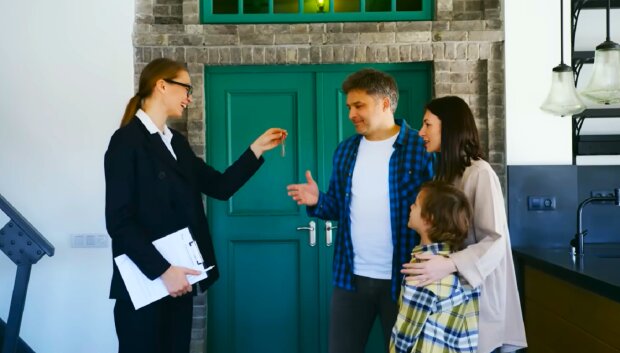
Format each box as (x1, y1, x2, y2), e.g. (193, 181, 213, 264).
(227, 90, 301, 215)
(318, 65, 431, 353)
(206, 70, 319, 353)
(232, 240, 301, 353)
(206, 63, 431, 353)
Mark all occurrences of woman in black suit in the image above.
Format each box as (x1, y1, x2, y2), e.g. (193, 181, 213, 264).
(105, 58, 286, 353)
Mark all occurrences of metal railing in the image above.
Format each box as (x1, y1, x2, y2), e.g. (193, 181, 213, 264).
(0, 194, 55, 353)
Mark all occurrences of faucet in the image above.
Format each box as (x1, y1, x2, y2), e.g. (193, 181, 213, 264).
(571, 188, 620, 256)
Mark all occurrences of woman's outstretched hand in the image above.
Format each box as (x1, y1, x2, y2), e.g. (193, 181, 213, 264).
(250, 128, 287, 158)
(401, 253, 457, 286)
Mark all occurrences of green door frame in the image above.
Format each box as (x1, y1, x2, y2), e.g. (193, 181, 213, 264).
(205, 62, 432, 353)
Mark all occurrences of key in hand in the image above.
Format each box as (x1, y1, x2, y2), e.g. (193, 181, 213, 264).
(281, 135, 286, 157)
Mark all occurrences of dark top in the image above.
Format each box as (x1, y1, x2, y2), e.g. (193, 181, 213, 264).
(104, 117, 263, 301)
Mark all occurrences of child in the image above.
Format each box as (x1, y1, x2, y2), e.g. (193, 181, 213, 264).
(390, 181, 480, 353)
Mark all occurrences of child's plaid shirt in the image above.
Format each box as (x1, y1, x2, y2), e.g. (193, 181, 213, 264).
(390, 242, 480, 353)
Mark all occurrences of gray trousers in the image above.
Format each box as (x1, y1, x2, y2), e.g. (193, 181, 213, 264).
(328, 275, 398, 353)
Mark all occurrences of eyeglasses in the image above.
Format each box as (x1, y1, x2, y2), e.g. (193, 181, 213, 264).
(164, 79, 193, 97)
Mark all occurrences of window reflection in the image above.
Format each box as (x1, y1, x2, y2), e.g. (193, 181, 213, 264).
(397, 0, 422, 11)
(334, 0, 359, 12)
(212, 0, 423, 15)
(275, 0, 299, 13)
(302, 0, 330, 13)
(213, 0, 238, 14)
(244, 0, 269, 14)
(366, 0, 390, 12)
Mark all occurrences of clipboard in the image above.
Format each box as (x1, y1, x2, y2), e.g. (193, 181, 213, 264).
(114, 227, 214, 309)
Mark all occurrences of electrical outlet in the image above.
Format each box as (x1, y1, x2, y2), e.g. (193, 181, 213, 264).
(591, 190, 615, 198)
(70, 234, 109, 248)
(527, 196, 556, 211)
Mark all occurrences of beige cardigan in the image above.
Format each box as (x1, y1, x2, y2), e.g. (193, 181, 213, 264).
(450, 159, 527, 353)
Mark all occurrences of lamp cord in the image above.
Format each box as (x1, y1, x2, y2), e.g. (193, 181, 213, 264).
(561, 0, 565, 64)
(607, 0, 611, 42)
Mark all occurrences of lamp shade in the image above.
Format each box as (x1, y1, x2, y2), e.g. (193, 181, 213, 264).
(541, 64, 586, 116)
(580, 41, 620, 104)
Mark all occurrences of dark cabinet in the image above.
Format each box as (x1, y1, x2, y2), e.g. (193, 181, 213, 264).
(524, 266, 620, 351)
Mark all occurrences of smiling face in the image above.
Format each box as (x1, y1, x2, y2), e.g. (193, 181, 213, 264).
(346, 89, 390, 140)
(419, 109, 442, 153)
(163, 70, 193, 118)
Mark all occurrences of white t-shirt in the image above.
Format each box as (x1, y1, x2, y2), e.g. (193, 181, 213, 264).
(349, 133, 398, 280)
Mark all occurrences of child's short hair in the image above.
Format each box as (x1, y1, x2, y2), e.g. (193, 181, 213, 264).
(418, 181, 472, 249)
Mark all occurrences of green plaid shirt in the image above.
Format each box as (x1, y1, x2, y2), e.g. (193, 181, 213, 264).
(390, 243, 480, 353)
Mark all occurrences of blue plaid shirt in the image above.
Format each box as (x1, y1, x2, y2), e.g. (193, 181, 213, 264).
(308, 119, 433, 300)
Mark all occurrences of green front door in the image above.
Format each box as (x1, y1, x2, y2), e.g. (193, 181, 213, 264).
(206, 63, 431, 353)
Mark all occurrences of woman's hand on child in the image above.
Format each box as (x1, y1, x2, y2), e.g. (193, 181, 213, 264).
(401, 253, 457, 286)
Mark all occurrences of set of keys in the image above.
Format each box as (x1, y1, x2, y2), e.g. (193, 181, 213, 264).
(281, 132, 287, 157)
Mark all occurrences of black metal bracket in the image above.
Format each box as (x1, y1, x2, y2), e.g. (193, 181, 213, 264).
(572, 0, 588, 50)
(572, 109, 620, 162)
(570, 0, 620, 163)
(572, 51, 594, 85)
(0, 194, 54, 353)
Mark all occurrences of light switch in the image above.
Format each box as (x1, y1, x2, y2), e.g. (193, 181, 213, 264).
(70, 234, 109, 248)
(527, 196, 556, 211)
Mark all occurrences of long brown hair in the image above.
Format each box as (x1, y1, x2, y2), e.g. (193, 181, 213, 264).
(425, 96, 484, 183)
(419, 181, 472, 250)
(120, 58, 187, 127)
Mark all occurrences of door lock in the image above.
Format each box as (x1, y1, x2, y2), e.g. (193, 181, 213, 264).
(325, 221, 337, 247)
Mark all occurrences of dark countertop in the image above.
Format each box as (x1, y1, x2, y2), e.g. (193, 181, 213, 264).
(513, 243, 620, 302)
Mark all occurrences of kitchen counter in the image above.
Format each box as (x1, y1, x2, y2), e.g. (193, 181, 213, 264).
(513, 243, 620, 302)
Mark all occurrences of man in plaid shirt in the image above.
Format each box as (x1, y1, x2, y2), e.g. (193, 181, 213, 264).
(390, 182, 479, 353)
(287, 69, 433, 353)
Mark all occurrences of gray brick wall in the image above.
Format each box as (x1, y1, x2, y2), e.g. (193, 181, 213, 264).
(154, 0, 183, 24)
(133, 0, 506, 351)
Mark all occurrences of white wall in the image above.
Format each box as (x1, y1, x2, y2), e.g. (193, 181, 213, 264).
(505, 0, 573, 164)
(0, 1, 133, 352)
(506, 0, 620, 165)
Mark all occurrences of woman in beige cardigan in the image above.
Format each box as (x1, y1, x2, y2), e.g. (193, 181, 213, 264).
(402, 96, 527, 353)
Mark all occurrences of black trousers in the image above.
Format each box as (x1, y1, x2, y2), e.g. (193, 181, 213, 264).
(114, 293, 193, 353)
(328, 275, 398, 353)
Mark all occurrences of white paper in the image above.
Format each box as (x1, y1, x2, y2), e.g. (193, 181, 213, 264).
(114, 227, 212, 309)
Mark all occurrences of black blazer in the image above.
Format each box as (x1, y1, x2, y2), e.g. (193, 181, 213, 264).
(104, 117, 263, 301)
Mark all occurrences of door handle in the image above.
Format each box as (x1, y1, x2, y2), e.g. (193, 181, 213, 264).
(325, 221, 337, 247)
(296, 221, 316, 247)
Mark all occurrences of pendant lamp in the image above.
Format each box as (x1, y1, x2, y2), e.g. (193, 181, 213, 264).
(541, 0, 586, 116)
(580, 0, 620, 104)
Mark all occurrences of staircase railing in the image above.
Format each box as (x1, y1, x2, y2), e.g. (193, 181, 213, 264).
(0, 194, 55, 353)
